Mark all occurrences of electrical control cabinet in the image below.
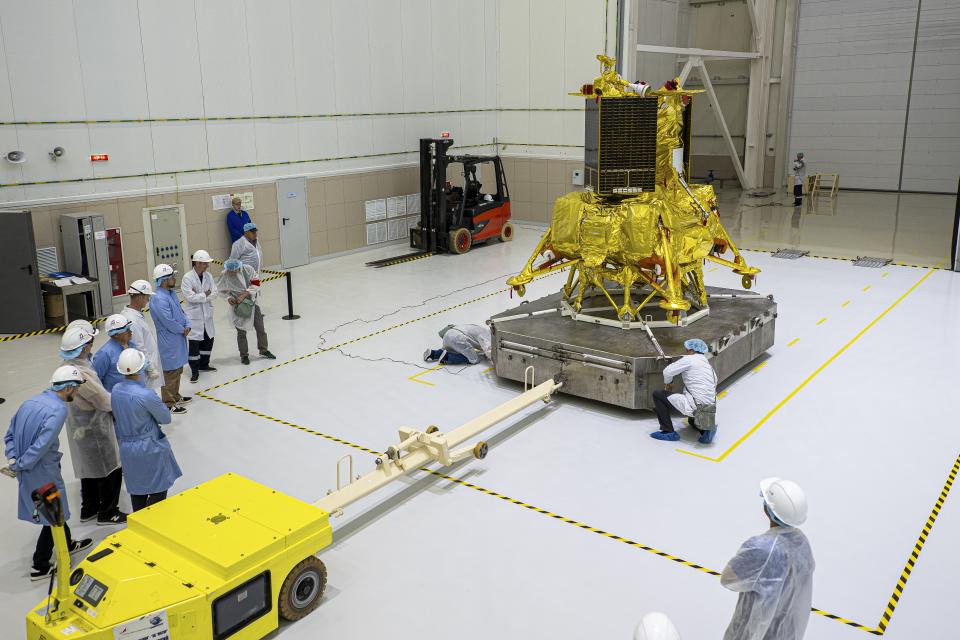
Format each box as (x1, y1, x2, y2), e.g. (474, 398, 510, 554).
(143, 205, 189, 278)
(59, 212, 113, 316)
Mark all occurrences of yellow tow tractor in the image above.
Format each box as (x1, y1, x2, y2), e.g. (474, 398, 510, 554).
(25, 378, 561, 640)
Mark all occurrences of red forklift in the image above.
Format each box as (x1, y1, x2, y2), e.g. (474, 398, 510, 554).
(366, 137, 513, 267)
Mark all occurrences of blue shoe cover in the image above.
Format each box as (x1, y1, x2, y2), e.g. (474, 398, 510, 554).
(698, 429, 716, 444)
(650, 431, 680, 442)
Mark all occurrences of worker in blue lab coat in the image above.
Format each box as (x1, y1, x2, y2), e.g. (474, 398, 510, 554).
(111, 349, 182, 512)
(226, 196, 252, 244)
(151, 264, 191, 414)
(92, 314, 141, 392)
(4, 366, 94, 580)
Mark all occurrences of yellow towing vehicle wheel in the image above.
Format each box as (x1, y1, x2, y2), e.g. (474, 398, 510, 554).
(279, 556, 327, 621)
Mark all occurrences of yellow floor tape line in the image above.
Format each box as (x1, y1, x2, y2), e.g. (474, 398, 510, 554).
(408, 364, 443, 387)
(678, 268, 935, 463)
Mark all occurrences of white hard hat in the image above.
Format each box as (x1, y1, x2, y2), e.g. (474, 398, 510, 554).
(50, 365, 84, 386)
(127, 279, 155, 296)
(191, 249, 213, 263)
(634, 613, 681, 640)
(117, 348, 147, 376)
(153, 263, 175, 280)
(760, 477, 808, 527)
(105, 314, 131, 334)
(66, 318, 99, 337)
(60, 325, 94, 351)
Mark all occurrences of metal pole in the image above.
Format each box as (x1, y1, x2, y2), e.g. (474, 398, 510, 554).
(951, 176, 960, 272)
(281, 271, 299, 320)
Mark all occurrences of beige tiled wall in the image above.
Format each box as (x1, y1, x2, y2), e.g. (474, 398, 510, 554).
(28, 165, 421, 289)
(499, 157, 585, 224)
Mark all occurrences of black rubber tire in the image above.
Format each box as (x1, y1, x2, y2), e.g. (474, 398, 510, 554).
(450, 228, 472, 255)
(278, 556, 327, 621)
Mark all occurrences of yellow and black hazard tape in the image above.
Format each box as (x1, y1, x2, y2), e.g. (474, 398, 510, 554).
(371, 252, 434, 268)
(198, 390, 874, 633)
(1, 266, 287, 345)
(200, 270, 561, 394)
(0, 143, 492, 189)
(0, 108, 581, 127)
(873, 453, 959, 635)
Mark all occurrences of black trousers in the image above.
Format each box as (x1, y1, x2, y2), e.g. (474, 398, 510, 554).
(652, 390, 703, 433)
(188, 329, 214, 375)
(793, 182, 803, 205)
(80, 466, 123, 519)
(33, 524, 73, 571)
(131, 491, 168, 512)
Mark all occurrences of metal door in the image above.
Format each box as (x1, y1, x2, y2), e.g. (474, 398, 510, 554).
(277, 177, 309, 268)
(0, 210, 45, 333)
(146, 205, 187, 276)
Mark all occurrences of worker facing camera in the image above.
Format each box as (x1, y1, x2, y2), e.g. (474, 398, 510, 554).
(650, 338, 717, 444)
(423, 323, 492, 365)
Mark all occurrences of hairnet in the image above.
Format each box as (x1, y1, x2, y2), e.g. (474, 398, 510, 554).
(59, 345, 86, 360)
(107, 325, 130, 337)
(224, 258, 242, 271)
(50, 381, 81, 392)
(243, 222, 258, 232)
(684, 338, 708, 354)
(155, 275, 171, 287)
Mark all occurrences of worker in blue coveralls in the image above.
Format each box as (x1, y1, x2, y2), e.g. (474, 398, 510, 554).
(226, 196, 252, 244)
(151, 264, 191, 415)
(92, 314, 141, 392)
(4, 366, 94, 580)
(111, 349, 182, 512)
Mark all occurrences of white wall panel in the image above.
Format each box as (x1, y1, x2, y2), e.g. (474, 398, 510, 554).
(458, 0, 488, 112)
(245, 0, 298, 116)
(195, 0, 255, 117)
(901, 0, 960, 192)
(290, 0, 337, 116)
(366, 0, 405, 114)
(330, 1, 372, 113)
(88, 125, 156, 179)
(0, 23, 17, 121)
(1, 3, 86, 120)
(16, 126, 93, 184)
(74, 1, 149, 120)
(431, 0, 463, 111)
(400, 0, 435, 113)
(298, 120, 339, 161)
(529, 0, 565, 109)
(789, 0, 917, 189)
(138, 0, 205, 118)
(152, 122, 209, 174)
(337, 118, 375, 169)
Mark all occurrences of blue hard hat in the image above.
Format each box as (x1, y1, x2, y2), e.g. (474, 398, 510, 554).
(684, 338, 709, 354)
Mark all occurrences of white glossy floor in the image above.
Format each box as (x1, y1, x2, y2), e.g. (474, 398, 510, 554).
(1, 220, 959, 639)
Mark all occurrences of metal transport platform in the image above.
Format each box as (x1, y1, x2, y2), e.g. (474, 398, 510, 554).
(490, 286, 777, 410)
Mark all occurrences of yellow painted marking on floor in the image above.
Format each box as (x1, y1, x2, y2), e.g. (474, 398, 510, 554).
(408, 364, 443, 387)
(677, 268, 935, 463)
(752, 361, 767, 373)
(787, 338, 800, 347)
(882, 272, 889, 278)
(816, 317, 828, 325)
(863, 285, 871, 292)
(841, 300, 851, 308)
(481, 366, 495, 375)
(708, 267, 718, 273)
(717, 390, 728, 399)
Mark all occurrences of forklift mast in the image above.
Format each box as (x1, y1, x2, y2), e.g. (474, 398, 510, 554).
(415, 137, 455, 252)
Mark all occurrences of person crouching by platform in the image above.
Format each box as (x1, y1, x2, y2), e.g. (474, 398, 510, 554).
(423, 323, 492, 365)
(181, 249, 218, 383)
(651, 338, 718, 444)
(217, 258, 275, 365)
(111, 349, 182, 512)
(4, 366, 94, 580)
(59, 326, 126, 526)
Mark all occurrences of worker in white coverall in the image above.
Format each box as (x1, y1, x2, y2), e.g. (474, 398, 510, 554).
(650, 338, 718, 444)
(721, 478, 815, 640)
(217, 258, 275, 365)
(58, 326, 126, 526)
(230, 222, 263, 276)
(121, 280, 163, 392)
(181, 249, 218, 383)
(423, 323, 492, 365)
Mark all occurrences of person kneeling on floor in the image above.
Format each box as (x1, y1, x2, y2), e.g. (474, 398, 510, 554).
(423, 323, 492, 365)
(217, 258, 276, 365)
(650, 338, 718, 444)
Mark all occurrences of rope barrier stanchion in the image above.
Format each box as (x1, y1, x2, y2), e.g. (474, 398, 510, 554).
(281, 271, 300, 321)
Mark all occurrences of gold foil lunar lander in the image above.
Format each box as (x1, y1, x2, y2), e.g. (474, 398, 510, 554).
(507, 55, 759, 326)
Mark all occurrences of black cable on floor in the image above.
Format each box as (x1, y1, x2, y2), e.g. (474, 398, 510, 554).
(328, 348, 472, 376)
